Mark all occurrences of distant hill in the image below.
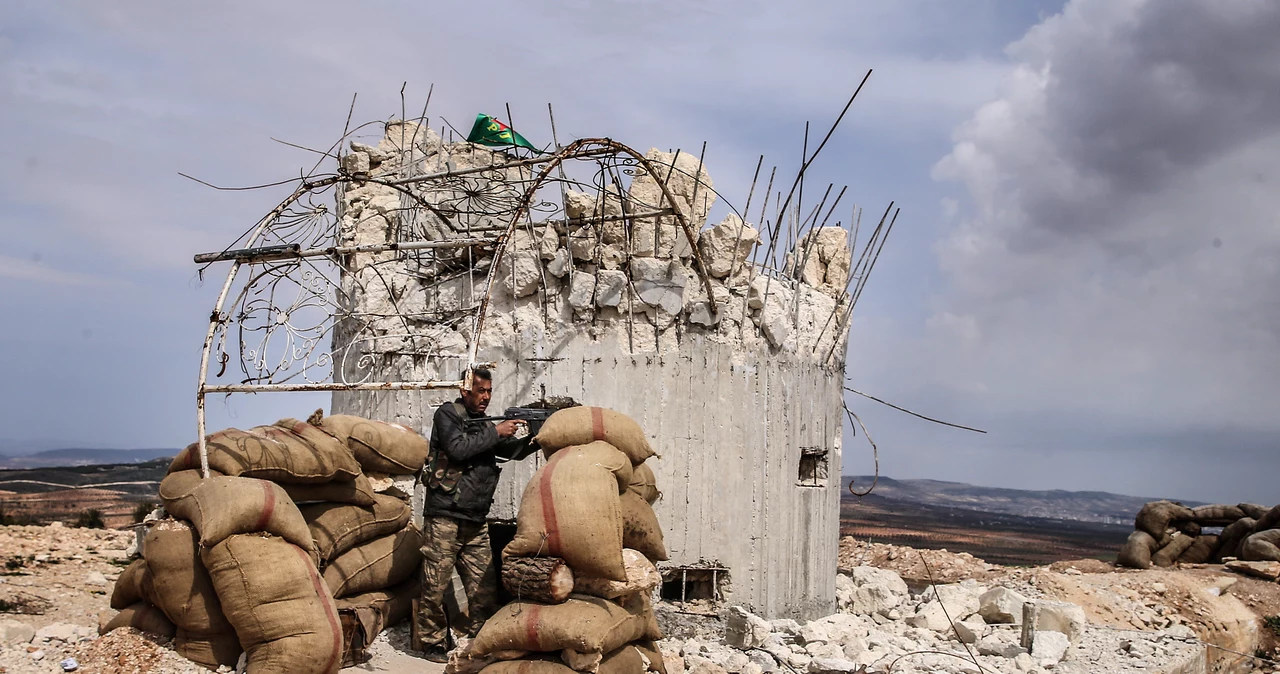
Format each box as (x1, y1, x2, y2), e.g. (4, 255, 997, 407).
(0, 458, 170, 497)
(0, 448, 176, 470)
(842, 475, 1205, 525)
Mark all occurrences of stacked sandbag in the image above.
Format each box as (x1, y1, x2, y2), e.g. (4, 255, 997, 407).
(468, 407, 666, 673)
(1117, 499, 1278, 568)
(106, 413, 431, 671)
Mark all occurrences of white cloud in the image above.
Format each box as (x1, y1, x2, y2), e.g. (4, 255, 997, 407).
(929, 0, 1280, 438)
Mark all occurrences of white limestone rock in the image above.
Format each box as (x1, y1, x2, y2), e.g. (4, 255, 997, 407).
(568, 273, 596, 310)
(920, 583, 983, 620)
(906, 601, 954, 632)
(595, 270, 628, 308)
(564, 190, 595, 220)
(628, 148, 715, 258)
(1034, 599, 1087, 643)
(546, 248, 572, 278)
(688, 301, 722, 327)
(804, 642, 842, 660)
(341, 150, 370, 175)
(786, 227, 851, 297)
(807, 658, 861, 674)
(697, 214, 759, 278)
(350, 141, 391, 164)
(799, 622, 831, 645)
(537, 225, 560, 260)
(0, 619, 35, 646)
(951, 618, 986, 644)
(976, 633, 1026, 658)
(979, 587, 1029, 624)
(1031, 630, 1070, 665)
(500, 229, 543, 298)
(35, 622, 80, 642)
(839, 567, 909, 615)
(725, 606, 772, 650)
(755, 295, 792, 349)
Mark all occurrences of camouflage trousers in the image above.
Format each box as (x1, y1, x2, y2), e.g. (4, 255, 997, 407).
(414, 515, 499, 650)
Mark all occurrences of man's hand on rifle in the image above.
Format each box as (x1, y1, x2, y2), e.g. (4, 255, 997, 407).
(495, 419, 526, 438)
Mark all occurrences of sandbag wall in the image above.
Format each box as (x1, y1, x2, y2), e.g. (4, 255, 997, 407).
(1117, 500, 1280, 569)
(103, 413, 429, 672)
(452, 406, 668, 674)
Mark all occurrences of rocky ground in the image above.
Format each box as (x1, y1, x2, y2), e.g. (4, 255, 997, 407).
(2, 526, 1278, 674)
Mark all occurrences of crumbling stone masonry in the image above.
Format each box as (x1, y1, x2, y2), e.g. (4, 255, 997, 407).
(331, 121, 853, 620)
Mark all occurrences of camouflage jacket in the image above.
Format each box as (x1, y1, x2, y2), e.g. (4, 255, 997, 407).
(423, 399, 505, 522)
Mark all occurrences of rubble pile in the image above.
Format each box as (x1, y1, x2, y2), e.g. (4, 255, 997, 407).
(337, 121, 852, 363)
(98, 412, 428, 673)
(449, 406, 669, 674)
(659, 564, 1218, 674)
(1117, 500, 1280, 569)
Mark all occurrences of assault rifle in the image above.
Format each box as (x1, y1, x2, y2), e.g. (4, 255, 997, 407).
(469, 406, 556, 438)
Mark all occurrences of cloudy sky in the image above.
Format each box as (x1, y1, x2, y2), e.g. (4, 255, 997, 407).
(1, 0, 1276, 504)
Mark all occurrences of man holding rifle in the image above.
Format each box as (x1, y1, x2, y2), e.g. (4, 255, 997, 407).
(413, 367, 538, 660)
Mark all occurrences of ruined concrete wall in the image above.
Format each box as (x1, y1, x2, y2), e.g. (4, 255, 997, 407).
(331, 122, 852, 620)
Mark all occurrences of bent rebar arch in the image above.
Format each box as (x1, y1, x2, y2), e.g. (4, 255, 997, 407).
(192, 132, 719, 479)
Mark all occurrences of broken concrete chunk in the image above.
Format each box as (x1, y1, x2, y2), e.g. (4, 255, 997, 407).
(688, 301, 721, 327)
(0, 619, 36, 646)
(976, 632, 1027, 658)
(838, 567, 908, 615)
(341, 151, 370, 176)
(979, 586, 1029, 624)
(568, 273, 596, 310)
(630, 257, 673, 283)
(1033, 599, 1086, 643)
(1031, 630, 1070, 665)
(546, 248, 571, 278)
(725, 606, 771, 650)
(594, 270, 627, 308)
(627, 148, 715, 258)
(500, 230, 543, 298)
(697, 214, 760, 278)
(564, 189, 595, 220)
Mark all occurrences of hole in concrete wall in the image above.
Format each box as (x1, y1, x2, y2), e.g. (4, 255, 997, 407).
(660, 567, 729, 603)
(798, 447, 829, 486)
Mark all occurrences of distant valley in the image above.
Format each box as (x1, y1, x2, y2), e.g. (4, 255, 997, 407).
(0, 448, 177, 470)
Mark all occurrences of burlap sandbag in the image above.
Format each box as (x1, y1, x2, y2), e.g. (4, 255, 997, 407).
(1135, 501, 1196, 539)
(323, 525, 424, 599)
(1151, 532, 1197, 567)
(334, 576, 419, 658)
(628, 462, 660, 504)
(316, 414, 430, 475)
(1190, 504, 1245, 527)
(562, 643, 650, 674)
(1177, 520, 1202, 537)
(110, 558, 151, 610)
(202, 534, 343, 674)
(302, 494, 411, 563)
(575, 549, 662, 600)
(99, 602, 176, 638)
(1177, 534, 1219, 564)
(174, 629, 242, 670)
(471, 594, 649, 657)
(284, 474, 377, 507)
(536, 407, 655, 465)
(1215, 517, 1257, 562)
(1239, 503, 1269, 520)
(1116, 530, 1158, 569)
(505, 448, 627, 582)
(542, 442, 633, 492)
(169, 420, 360, 484)
(621, 592, 663, 641)
(621, 491, 668, 563)
(143, 519, 234, 637)
(1255, 505, 1280, 532)
(164, 475, 316, 558)
(1242, 528, 1280, 562)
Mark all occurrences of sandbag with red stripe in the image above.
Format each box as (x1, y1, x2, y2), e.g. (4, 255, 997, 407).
(504, 445, 629, 581)
(202, 533, 343, 674)
(163, 475, 317, 560)
(535, 407, 655, 465)
(471, 595, 649, 657)
(302, 494, 411, 564)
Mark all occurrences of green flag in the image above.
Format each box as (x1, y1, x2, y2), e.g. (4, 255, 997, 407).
(465, 113, 542, 153)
